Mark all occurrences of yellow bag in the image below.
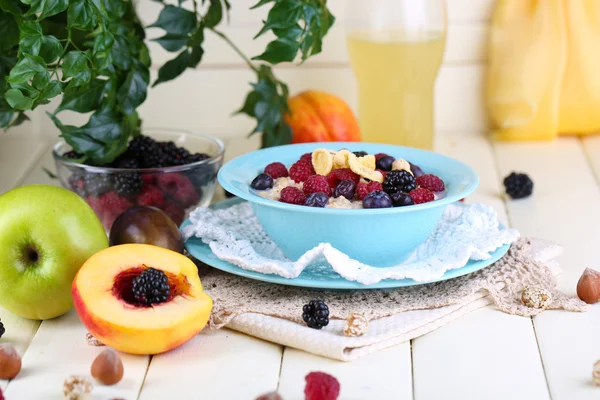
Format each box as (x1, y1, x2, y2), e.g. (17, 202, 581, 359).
(487, 0, 600, 140)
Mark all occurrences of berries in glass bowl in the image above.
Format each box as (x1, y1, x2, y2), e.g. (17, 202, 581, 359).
(53, 130, 224, 231)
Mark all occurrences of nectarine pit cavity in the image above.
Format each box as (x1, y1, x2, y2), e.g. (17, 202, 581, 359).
(111, 266, 191, 308)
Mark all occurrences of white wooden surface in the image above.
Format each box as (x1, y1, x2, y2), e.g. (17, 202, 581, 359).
(1, 134, 599, 399)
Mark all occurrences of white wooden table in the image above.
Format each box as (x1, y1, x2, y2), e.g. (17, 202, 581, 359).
(1, 134, 599, 400)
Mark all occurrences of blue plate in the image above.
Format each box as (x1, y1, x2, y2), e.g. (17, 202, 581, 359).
(183, 198, 510, 290)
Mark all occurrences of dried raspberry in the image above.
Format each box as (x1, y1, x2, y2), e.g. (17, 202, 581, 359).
(416, 174, 445, 192)
(459, 198, 465, 203)
(303, 175, 332, 196)
(304, 372, 340, 400)
(264, 162, 289, 179)
(136, 185, 165, 209)
(0, 387, 5, 400)
(157, 173, 199, 208)
(326, 168, 360, 188)
(289, 160, 315, 183)
(409, 188, 435, 204)
(375, 153, 389, 161)
(356, 182, 382, 200)
(162, 201, 185, 226)
(300, 152, 313, 163)
(280, 186, 306, 205)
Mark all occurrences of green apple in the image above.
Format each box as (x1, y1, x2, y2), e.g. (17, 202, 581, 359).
(0, 185, 108, 320)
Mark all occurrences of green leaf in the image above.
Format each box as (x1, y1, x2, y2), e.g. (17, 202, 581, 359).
(250, 0, 273, 10)
(189, 44, 203, 67)
(0, 0, 23, 15)
(7, 53, 47, 85)
(152, 49, 190, 87)
(252, 37, 298, 64)
(152, 33, 188, 52)
(0, 109, 14, 127)
(18, 21, 43, 56)
(204, 0, 223, 28)
(117, 68, 148, 114)
(237, 90, 260, 117)
(22, 0, 68, 20)
(262, 119, 292, 148)
(273, 23, 303, 40)
(38, 79, 61, 102)
(62, 50, 87, 78)
(254, 0, 302, 39)
(100, 0, 126, 19)
(39, 35, 62, 64)
(57, 79, 105, 113)
(0, 11, 19, 51)
(93, 31, 114, 54)
(149, 5, 197, 36)
(68, 0, 97, 30)
(5, 88, 33, 110)
(110, 35, 131, 70)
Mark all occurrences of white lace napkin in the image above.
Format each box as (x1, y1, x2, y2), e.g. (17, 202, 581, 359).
(182, 202, 520, 285)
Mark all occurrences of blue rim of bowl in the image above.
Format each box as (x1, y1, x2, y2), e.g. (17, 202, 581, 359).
(218, 142, 480, 215)
(52, 128, 225, 174)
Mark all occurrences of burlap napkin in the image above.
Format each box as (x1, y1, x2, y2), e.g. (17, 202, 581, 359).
(198, 238, 588, 361)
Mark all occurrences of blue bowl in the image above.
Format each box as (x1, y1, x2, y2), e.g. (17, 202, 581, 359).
(218, 143, 479, 267)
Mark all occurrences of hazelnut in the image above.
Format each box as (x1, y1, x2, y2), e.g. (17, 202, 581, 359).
(576, 268, 600, 304)
(91, 348, 124, 385)
(344, 312, 369, 337)
(0, 343, 21, 379)
(521, 286, 552, 309)
(593, 360, 600, 386)
(63, 375, 92, 400)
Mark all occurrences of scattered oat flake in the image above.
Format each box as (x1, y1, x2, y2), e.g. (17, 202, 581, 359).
(521, 286, 553, 309)
(593, 360, 600, 386)
(86, 332, 105, 346)
(344, 312, 368, 337)
(63, 375, 92, 400)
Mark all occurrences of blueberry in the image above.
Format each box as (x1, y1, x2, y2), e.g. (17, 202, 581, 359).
(390, 192, 415, 207)
(333, 179, 356, 200)
(250, 173, 273, 190)
(352, 151, 368, 157)
(305, 192, 329, 207)
(376, 155, 395, 171)
(408, 161, 424, 177)
(362, 190, 393, 208)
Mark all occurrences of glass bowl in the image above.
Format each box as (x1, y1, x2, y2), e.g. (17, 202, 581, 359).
(53, 129, 225, 231)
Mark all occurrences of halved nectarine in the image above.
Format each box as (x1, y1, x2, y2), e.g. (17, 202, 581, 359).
(72, 244, 212, 355)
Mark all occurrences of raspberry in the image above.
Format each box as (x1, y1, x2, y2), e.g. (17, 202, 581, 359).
(98, 192, 134, 228)
(326, 168, 359, 188)
(86, 196, 104, 218)
(303, 175, 332, 196)
(157, 173, 199, 208)
(409, 188, 435, 204)
(0, 387, 4, 400)
(375, 153, 389, 161)
(304, 372, 340, 400)
(416, 174, 445, 192)
(264, 162, 288, 179)
(136, 185, 166, 209)
(255, 392, 283, 400)
(162, 201, 185, 226)
(280, 186, 306, 205)
(300, 152, 313, 163)
(141, 174, 158, 185)
(356, 181, 381, 200)
(289, 160, 315, 183)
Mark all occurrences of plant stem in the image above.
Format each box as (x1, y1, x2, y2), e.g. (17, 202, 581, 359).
(50, 30, 72, 81)
(209, 28, 259, 73)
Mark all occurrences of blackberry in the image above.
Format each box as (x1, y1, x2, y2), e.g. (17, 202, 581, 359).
(503, 172, 533, 199)
(128, 135, 159, 159)
(63, 150, 83, 159)
(302, 300, 329, 329)
(0, 320, 4, 338)
(352, 151, 368, 158)
(114, 173, 143, 197)
(113, 156, 141, 169)
(84, 174, 112, 196)
(186, 153, 210, 164)
(131, 267, 171, 305)
(383, 170, 416, 194)
(160, 141, 190, 166)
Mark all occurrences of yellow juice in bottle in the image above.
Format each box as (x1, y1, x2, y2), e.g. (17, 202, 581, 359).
(347, 31, 445, 149)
